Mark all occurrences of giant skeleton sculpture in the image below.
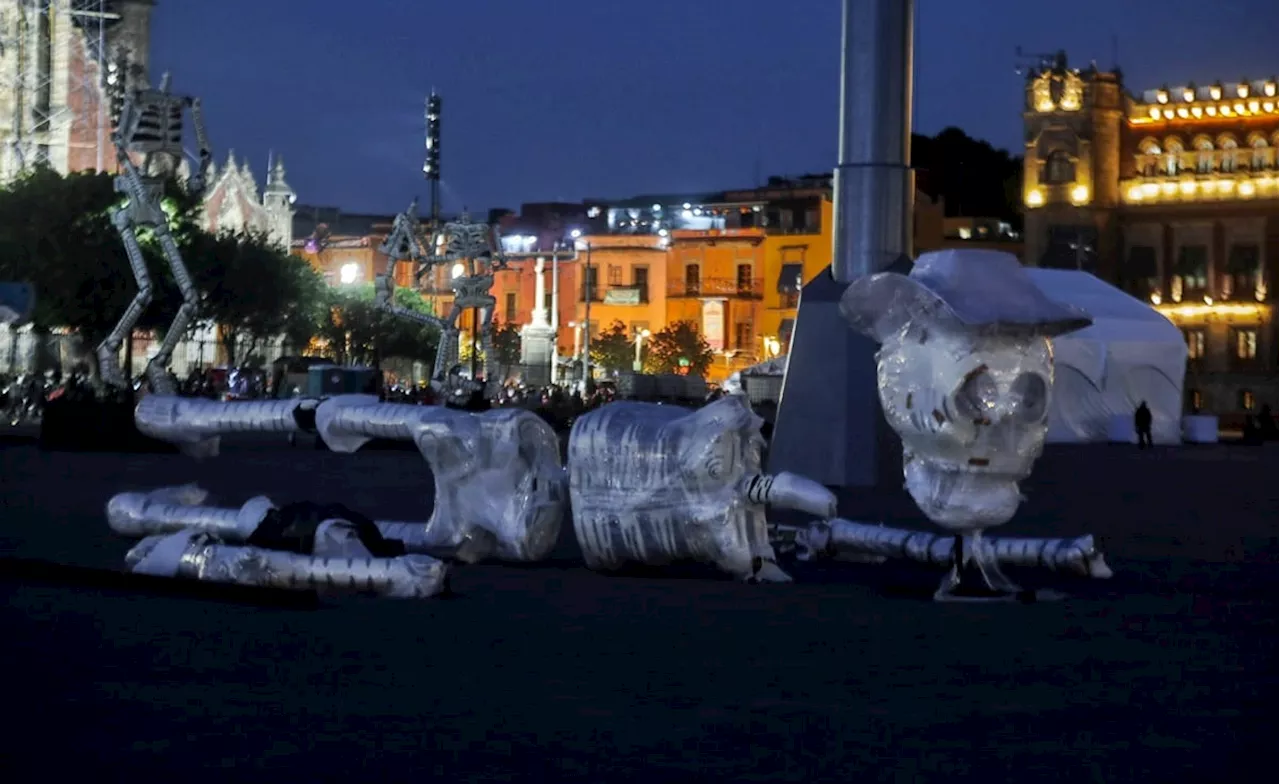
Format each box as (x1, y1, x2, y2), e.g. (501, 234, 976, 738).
(373, 203, 506, 395)
(97, 74, 213, 395)
(103, 249, 1112, 600)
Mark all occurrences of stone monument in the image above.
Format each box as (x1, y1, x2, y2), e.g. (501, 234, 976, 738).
(519, 257, 556, 386)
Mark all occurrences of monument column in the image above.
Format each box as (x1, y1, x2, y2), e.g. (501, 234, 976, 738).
(520, 257, 556, 385)
(767, 0, 915, 494)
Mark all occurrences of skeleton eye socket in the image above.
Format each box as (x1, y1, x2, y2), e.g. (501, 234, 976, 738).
(1010, 372, 1049, 422)
(954, 366, 998, 421)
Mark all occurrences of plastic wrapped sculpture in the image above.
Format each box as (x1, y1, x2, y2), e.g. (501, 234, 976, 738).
(568, 396, 836, 582)
(121, 395, 565, 565)
(121, 486, 448, 599)
(810, 249, 1106, 600)
(97, 74, 212, 395)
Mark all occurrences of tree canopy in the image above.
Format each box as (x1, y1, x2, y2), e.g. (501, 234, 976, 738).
(317, 283, 439, 367)
(645, 321, 713, 376)
(590, 320, 635, 374)
(912, 128, 1024, 228)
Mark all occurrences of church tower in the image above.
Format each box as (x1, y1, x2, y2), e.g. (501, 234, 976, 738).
(1021, 52, 1125, 276)
(108, 0, 156, 89)
(262, 155, 296, 250)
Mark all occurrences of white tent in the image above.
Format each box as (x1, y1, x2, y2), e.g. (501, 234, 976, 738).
(1026, 269, 1186, 445)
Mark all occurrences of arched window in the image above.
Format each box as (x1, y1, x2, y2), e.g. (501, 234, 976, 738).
(1041, 150, 1075, 184)
(1193, 137, 1214, 174)
(1218, 135, 1239, 173)
(1163, 138, 1184, 176)
(1248, 134, 1270, 171)
(1137, 139, 1160, 176)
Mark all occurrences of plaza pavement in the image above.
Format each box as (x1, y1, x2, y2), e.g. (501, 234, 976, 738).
(0, 432, 1275, 782)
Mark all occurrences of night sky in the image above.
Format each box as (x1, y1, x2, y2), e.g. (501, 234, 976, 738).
(151, 0, 1278, 215)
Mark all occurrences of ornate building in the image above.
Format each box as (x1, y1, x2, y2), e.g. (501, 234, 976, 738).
(1022, 53, 1278, 423)
(199, 151, 295, 249)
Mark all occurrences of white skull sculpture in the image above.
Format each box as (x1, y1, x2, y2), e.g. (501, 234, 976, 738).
(842, 249, 1092, 600)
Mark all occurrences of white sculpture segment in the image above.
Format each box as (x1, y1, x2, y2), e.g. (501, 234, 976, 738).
(128, 394, 566, 564)
(568, 396, 836, 582)
(98, 73, 213, 394)
(836, 248, 1098, 601)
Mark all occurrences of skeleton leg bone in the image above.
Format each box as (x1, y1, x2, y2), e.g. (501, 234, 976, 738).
(144, 226, 198, 395)
(135, 395, 315, 458)
(96, 209, 153, 389)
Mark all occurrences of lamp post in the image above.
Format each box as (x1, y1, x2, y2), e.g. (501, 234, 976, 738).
(633, 328, 650, 372)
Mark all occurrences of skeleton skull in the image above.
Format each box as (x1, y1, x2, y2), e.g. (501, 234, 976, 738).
(876, 326, 1054, 531)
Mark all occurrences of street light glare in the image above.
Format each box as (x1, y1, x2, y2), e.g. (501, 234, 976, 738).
(570, 229, 582, 238)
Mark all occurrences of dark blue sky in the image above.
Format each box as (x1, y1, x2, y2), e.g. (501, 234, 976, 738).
(151, 0, 1278, 216)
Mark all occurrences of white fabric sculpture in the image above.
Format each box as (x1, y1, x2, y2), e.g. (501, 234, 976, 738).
(835, 249, 1101, 601)
(568, 396, 836, 582)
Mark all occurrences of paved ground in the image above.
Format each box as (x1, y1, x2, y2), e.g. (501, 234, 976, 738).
(0, 432, 1275, 782)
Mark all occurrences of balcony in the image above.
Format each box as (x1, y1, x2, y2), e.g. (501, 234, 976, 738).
(667, 277, 763, 299)
(602, 285, 648, 305)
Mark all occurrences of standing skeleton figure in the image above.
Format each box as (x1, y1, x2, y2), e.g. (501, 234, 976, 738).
(97, 74, 212, 394)
(374, 205, 506, 394)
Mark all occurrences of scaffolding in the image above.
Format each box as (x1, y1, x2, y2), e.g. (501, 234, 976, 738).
(0, 0, 119, 183)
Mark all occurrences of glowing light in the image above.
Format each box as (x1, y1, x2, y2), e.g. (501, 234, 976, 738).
(1265, 102, 1276, 113)
(1248, 100, 1260, 112)
(339, 263, 360, 284)
(1179, 181, 1196, 195)
(1155, 302, 1266, 319)
(1150, 293, 1162, 305)
(1161, 182, 1177, 195)
(1217, 180, 1235, 193)
(1203, 296, 1214, 305)
(1025, 189, 1044, 208)
(1127, 185, 1144, 201)
(1069, 184, 1090, 204)
(1233, 102, 1246, 114)
(450, 262, 466, 279)
(1176, 107, 1189, 118)
(1191, 106, 1203, 118)
(1220, 104, 1232, 116)
(1156, 90, 1169, 104)
(1209, 85, 1222, 100)
(1162, 109, 1174, 119)
(1141, 182, 1160, 197)
(1183, 89, 1195, 102)
(1239, 181, 1256, 196)
(570, 229, 582, 239)
(1148, 107, 1161, 119)
(1266, 82, 1277, 97)
(1206, 106, 1218, 116)
(1236, 84, 1249, 98)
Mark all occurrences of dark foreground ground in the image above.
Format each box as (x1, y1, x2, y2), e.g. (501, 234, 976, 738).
(1, 432, 1276, 782)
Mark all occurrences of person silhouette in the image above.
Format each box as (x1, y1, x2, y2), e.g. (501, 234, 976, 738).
(1134, 401, 1153, 449)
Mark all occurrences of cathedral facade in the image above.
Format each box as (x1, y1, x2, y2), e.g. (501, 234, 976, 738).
(1021, 53, 1278, 423)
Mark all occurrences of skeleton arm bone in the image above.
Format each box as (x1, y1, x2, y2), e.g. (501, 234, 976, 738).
(135, 395, 314, 457)
(793, 518, 1113, 579)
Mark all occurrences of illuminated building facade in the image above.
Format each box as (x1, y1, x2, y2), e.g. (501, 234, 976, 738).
(1022, 53, 1277, 421)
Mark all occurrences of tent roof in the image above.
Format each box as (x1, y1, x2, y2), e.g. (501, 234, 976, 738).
(1025, 269, 1183, 345)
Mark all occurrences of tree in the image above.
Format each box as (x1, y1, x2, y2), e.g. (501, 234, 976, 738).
(912, 128, 1024, 229)
(317, 283, 439, 367)
(590, 320, 634, 374)
(491, 321, 522, 378)
(187, 230, 328, 366)
(645, 320, 713, 376)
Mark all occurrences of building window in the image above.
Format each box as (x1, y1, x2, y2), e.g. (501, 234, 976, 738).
(633, 266, 649, 303)
(607, 265, 622, 286)
(1125, 245, 1158, 297)
(1240, 389, 1256, 411)
(1225, 244, 1260, 300)
(1249, 137, 1270, 171)
(1043, 226, 1096, 271)
(1220, 139, 1238, 172)
(1184, 328, 1206, 360)
(734, 322, 752, 351)
(1041, 151, 1075, 184)
(1232, 328, 1258, 362)
(736, 263, 753, 294)
(1186, 388, 1203, 413)
(685, 264, 701, 295)
(581, 266, 598, 301)
(505, 292, 517, 323)
(1164, 141, 1184, 176)
(1194, 138, 1214, 173)
(1137, 140, 1160, 176)
(1174, 245, 1209, 298)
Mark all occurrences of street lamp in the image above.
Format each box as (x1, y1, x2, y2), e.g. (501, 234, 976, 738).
(633, 328, 650, 372)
